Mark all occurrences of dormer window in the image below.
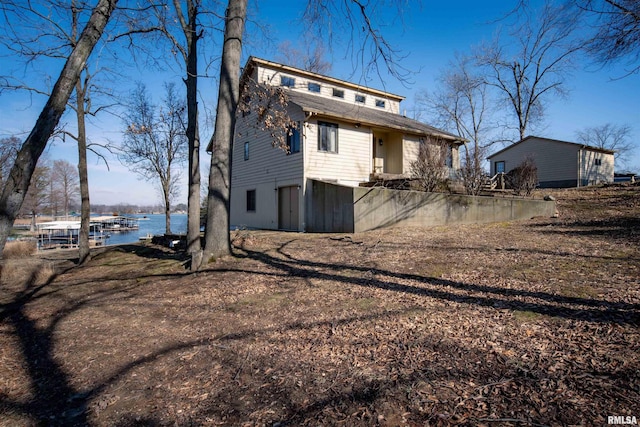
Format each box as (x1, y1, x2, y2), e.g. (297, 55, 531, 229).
(332, 88, 344, 98)
(308, 82, 321, 93)
(375, 99, 386, 108)
(355, 94, 366, 103)
(281, 75, 296, 87)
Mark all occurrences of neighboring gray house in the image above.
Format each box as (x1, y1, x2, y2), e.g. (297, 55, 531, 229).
(226, 57, 464, 232)
(487, 136, 615, 188)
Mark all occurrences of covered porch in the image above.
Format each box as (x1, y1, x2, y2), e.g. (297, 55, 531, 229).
(371, 129, 404, 176)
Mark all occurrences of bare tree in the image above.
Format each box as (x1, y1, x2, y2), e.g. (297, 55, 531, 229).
(410, 138, 450, 193)
(577, 0, 640, 75)
(1, 0, 119, 263)
(277, 40, 332, 74)
(203, 0, 248, 263)
(19, 162, 51, 232)
(302, 0, 412, 83)
(476, 2, 583, 140)
(173, 0, 205, 266)
(51, 159, 79, 220)
(0, 0, 118, 257)
(114, 1, 228, 268)
(576, 123, 635, 167)
(416, 54, 494, 195)
(147, 1, 215, 264)
(74, 70, 93, 263)
(121, 82, 187, 234)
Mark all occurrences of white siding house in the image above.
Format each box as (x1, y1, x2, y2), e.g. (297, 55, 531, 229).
(487, 136, 615, 188)
(222, 57, 464, 231)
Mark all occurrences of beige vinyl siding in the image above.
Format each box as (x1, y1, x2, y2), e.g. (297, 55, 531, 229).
(230, 182, 280, 229)
(254, 65, 401, 114)
(580, 149, 614, 185)
(230, 104, 305, 230)
(490, 137, 579, 184)
(402, 135, 460, 174)
(402, 135, 421, 173)
(304, 119, 372, 185)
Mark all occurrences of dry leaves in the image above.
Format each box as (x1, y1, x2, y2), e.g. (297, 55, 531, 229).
(1, 185, 639, 426)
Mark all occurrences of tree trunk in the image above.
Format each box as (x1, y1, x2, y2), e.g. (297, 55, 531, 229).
(76, 76, 91, 264)
(0, 0, 117, 258)
(201, 0, 247, 266)
(164, 181, 172, 235)
(185, 0, 202, 268)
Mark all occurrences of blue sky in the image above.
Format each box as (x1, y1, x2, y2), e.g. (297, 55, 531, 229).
(1, 0, 638, 206)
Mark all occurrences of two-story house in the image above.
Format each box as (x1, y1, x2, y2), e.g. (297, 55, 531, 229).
(226, 57, 464, 231)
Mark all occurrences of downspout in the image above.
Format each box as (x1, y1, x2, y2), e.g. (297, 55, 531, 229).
(302, 111, 314, 232)
(577, 147, 582, 187)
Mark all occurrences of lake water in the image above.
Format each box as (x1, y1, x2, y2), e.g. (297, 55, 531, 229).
(103, 214, 187, 246)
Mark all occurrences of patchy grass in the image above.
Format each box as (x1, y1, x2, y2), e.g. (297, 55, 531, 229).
(1, 184, 639, 426)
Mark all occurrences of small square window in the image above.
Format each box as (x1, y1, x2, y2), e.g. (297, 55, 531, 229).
(332, 88, 344, 98)
(595, 158, 602, 166)
(246, 190, 256, 212)
(375, 99, 385, 108)
(355, 94, 366, 103)
(281, 75, 296, 87)
(244, 142, 249, 161)
(308, 82, 321, 93)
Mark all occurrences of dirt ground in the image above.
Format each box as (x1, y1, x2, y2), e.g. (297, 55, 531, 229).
(1, 185, 639, 426)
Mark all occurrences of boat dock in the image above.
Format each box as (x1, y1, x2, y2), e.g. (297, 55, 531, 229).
(36, 221, 107, 250)
(91, 215, 140, 232)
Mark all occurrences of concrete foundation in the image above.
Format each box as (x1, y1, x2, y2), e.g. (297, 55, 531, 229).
(308, 179, 556, 233)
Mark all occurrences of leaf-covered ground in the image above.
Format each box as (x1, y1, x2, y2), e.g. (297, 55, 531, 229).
(1, 185, 639, 426)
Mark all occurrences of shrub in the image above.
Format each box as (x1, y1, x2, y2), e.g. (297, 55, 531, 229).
(3, 240, 37, 259)
(458, 145, 486, 196)
(506, 157, 538, 196)
(410, 138, 450, 192)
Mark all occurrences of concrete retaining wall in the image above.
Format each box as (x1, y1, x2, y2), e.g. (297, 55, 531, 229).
(308, 180, 556, 233)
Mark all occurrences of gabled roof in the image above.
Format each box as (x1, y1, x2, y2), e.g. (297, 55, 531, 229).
(487, 135, 616, 159)
(286, 90, 463, 142)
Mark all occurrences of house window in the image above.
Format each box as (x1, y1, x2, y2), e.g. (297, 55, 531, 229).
(375, 99, 386, 108)
(308, 82, 321, 93)
(241, 94, 251, 117)
(445, 144, 453, 168)
(318, 121, 338, 153)
(287, 124, 300, 154)
(332, 88, 344, 98)
(280, 75, 296, 87)
(595, 158, 602, 166)
(244, 142, 249, 161)
(355, 94, 366, 103)
(246, 190, 256, 212)
(495, 161, 505, 174)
